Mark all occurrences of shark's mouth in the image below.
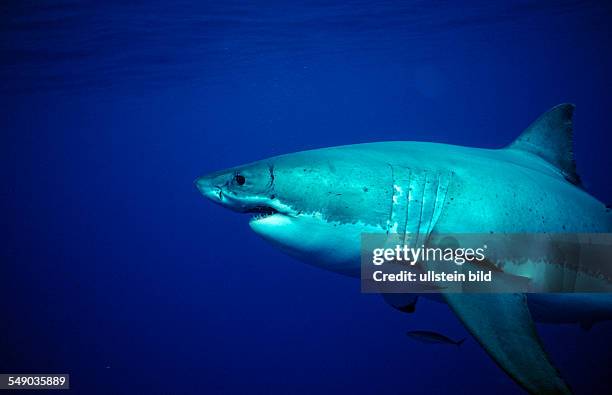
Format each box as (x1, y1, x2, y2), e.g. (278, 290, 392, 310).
(246, 205, 279, 220)
(244, 199, 298, 224)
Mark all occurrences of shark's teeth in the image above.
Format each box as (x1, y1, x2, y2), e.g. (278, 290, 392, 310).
(250, 211, 282, 223)
(249, 207, 279, 221)
(246, 205, 278, 220)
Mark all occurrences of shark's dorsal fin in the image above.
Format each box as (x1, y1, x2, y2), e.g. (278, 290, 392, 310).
(508, 103, 581, 185)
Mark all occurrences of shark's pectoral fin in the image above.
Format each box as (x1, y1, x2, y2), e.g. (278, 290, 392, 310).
(444, 293, 572, 395)
(381, 293, 418, 313)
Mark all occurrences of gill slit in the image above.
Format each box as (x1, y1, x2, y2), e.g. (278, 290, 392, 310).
(415, 172, 427, 247)
(401, 169, 412, 244)
(386, 163, 395, 235)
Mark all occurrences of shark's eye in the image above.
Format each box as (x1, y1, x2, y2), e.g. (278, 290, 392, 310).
(234, 174, 246, 185)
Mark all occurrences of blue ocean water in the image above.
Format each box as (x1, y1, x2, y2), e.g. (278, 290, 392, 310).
(1, 1, 611, 394)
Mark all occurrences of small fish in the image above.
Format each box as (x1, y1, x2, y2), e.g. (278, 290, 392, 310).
(406, 330, 465, 346)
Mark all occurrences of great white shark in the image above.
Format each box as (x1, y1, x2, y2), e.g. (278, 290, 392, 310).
(195, 104, 612, 394)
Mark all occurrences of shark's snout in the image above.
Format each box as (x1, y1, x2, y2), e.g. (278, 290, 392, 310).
(195, 172, 275, 216)
(195, 168, 296, 222)
(195, 175, 223, 203)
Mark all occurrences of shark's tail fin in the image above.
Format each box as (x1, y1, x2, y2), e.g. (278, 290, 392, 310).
(507, 103, 581, 186)
(455, 338, 466, 347)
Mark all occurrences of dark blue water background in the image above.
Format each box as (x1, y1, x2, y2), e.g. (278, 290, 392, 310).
(1, 1, 611, 394)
